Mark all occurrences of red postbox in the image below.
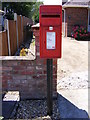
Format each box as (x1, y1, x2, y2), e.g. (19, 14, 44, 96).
(39, 5, 62, 58)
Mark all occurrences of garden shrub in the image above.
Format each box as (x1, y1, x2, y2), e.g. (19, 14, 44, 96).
(71, 25, 90, 40)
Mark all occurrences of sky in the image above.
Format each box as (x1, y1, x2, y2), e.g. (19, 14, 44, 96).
(37, 0, 62, 5)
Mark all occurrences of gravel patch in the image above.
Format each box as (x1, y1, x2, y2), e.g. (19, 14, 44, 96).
(57, 71, 88, 90)
(12, 100, 60, 120)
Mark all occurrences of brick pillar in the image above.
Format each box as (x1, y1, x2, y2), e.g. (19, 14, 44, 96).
(32, 24, 57, 98)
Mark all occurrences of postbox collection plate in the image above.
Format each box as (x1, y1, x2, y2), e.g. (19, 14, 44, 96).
(46, 32, 56, 50)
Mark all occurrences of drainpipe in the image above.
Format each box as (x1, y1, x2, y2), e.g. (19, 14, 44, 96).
(88, 9, 89, 32)
(64, 9, 66, 37)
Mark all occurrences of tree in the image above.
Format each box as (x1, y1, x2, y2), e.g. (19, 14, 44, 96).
(2, 2, 43, 22)
(2, 2, 35, 19)
(32, 2, 43, 23)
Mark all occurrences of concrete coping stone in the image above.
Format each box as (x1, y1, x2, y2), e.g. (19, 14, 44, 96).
(32, 23, 40, 28)
(0, 56, 36, 61)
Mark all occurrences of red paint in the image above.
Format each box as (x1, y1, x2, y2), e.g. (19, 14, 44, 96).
(39, 5, 62, 58)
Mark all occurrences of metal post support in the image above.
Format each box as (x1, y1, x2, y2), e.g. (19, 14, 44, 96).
(47, 59, 53, 116)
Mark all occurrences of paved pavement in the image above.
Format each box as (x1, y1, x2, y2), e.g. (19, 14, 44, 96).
(57, 89, 89, 119)
(57, 37, 89, 119)
(57, 37, 88, 80)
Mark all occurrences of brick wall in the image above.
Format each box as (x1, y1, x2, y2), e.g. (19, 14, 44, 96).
(65, 7, 88, 36)
(1, 26, 57, 100)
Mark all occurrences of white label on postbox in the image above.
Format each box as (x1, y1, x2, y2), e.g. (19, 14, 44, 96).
(46, 32, 56, 49)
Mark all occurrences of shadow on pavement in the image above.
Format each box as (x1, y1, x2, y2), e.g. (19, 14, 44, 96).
(57, 93, 89, 120)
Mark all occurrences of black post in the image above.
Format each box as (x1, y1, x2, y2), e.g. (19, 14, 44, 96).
(47, 59, 53, 116)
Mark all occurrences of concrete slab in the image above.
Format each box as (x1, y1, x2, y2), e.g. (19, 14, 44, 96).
(57, 89, 89, 119)
(2, 91, 20, 119)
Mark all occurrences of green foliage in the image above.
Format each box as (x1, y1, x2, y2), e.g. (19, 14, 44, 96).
(2, 2, 35, 19)
(2, 2, 43, 22)
(32, 2, 43, 23)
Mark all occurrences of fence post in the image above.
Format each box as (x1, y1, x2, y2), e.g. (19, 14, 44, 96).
(6, 19, 11, 56)
(20, 15, 23, 43)
(14, 13, 19, 49)
(24, 16, 26, 41)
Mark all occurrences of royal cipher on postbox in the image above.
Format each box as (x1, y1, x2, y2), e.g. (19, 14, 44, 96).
(39, 5, 62, 58)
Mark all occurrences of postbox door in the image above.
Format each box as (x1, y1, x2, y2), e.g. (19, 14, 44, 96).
(40, 26, 61, 58)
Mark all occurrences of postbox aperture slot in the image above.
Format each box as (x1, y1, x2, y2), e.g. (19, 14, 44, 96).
(41, 15, 60, 18)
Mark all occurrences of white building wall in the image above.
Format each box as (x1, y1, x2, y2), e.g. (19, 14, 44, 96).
(44, 0, 62, 5)
(37, 0, 62, 5)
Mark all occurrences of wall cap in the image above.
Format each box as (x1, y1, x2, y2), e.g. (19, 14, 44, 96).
(0, 56, 36, 61)
(32, 23, 40, 28)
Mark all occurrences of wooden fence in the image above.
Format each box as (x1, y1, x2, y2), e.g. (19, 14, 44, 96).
(0, 14, 33, 56)
(0, 31, 8, 56)
(9, 20, 17, 55)
(17, 16, 22, 47)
